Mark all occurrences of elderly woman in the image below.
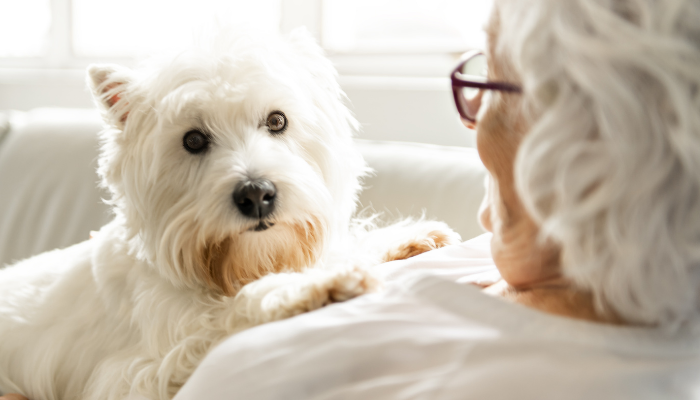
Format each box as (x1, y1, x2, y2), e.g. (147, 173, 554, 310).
(6, 0, 694, 399)
(167, 0, 700, 398)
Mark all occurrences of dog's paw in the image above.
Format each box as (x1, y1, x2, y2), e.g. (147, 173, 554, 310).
(234, 267, 379, 326)
(325, 266, 380, 302)
(281, 267, 379, 315)
(382, 221, 461, 262)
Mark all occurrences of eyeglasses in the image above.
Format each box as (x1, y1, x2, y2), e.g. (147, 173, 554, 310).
(451, 50, 522, 123)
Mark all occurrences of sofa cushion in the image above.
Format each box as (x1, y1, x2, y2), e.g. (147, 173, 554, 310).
(356, 139, 485, 241)
(0, 108, 112, 266)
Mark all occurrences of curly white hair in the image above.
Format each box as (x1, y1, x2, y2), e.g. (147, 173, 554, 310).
(495, 0, 700, 328)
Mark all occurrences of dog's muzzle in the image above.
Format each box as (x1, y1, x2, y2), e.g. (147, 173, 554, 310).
(233, 179, 277, 227)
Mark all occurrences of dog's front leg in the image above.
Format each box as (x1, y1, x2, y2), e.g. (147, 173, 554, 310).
(227, 267, 379, 329)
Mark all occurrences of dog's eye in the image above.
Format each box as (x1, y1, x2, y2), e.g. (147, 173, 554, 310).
(266, 111, 287, 134)
(183, 130, 210, 154)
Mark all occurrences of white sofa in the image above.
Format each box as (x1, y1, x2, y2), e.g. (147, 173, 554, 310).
(0, 108, 486, 267)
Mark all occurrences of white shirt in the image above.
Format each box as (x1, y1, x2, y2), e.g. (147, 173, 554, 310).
(174, 235, 700, 400)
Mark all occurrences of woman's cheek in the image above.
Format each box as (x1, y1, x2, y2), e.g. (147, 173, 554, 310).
(479, 202, 493, 233)
(478, 176, 494, 233)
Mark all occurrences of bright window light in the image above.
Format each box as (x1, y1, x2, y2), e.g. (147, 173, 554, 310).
(0, 0, 51, 57)
(322, 0, 493, 53)
(72, 0, 282, 58)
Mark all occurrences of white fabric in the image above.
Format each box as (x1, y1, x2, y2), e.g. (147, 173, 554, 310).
(0, 108, 486, 267)
(175, 234, 700, 400)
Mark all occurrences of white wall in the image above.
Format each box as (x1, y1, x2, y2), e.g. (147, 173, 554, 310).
(0, 69, 475, 147)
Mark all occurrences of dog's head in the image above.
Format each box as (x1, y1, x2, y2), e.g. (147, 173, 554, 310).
(88, 29, 367, 295)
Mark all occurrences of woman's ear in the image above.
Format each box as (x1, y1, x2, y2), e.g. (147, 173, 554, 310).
(87, 64, 134, 129)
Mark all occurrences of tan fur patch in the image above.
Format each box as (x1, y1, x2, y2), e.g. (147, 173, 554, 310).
(197, 238, 236, 296)
(198, 219, 325, 297)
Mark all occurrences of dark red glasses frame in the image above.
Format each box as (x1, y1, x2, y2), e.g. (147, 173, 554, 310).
(451, 50, 522, 123)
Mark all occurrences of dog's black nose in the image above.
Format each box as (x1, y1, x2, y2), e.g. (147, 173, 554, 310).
(233, 179, 277, 219)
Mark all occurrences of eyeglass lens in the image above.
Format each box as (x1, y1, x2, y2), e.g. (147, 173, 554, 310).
(457, 54, 488, 121)
(459, 54, 487, 101)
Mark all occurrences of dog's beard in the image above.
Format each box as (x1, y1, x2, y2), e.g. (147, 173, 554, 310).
(250, 220, 274, 232)
(180, 216, 327, 296)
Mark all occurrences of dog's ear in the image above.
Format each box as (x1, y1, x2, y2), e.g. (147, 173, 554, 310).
(286, 27, 340, 93)
(286, 27, 324, 57)
(87, 64, 133, 129)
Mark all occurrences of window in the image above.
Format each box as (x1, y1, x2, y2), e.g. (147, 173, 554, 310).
(72, 0, 281, 58)
(323, 0, 489, 53)
(1, 0, 491, 69)
(0, 0, 51, 57)
(0, 0, 493, 146)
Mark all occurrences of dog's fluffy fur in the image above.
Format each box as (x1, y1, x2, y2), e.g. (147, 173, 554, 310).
(0, 29, 459, 400)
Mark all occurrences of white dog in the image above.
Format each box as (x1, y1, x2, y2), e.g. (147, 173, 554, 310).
(0, 29, 459, 400)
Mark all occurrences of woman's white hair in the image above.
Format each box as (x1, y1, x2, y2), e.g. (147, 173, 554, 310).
(496, 0, 700, 328)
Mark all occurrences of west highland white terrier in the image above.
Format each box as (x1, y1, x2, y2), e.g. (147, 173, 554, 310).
(0, 29, 459, 400)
